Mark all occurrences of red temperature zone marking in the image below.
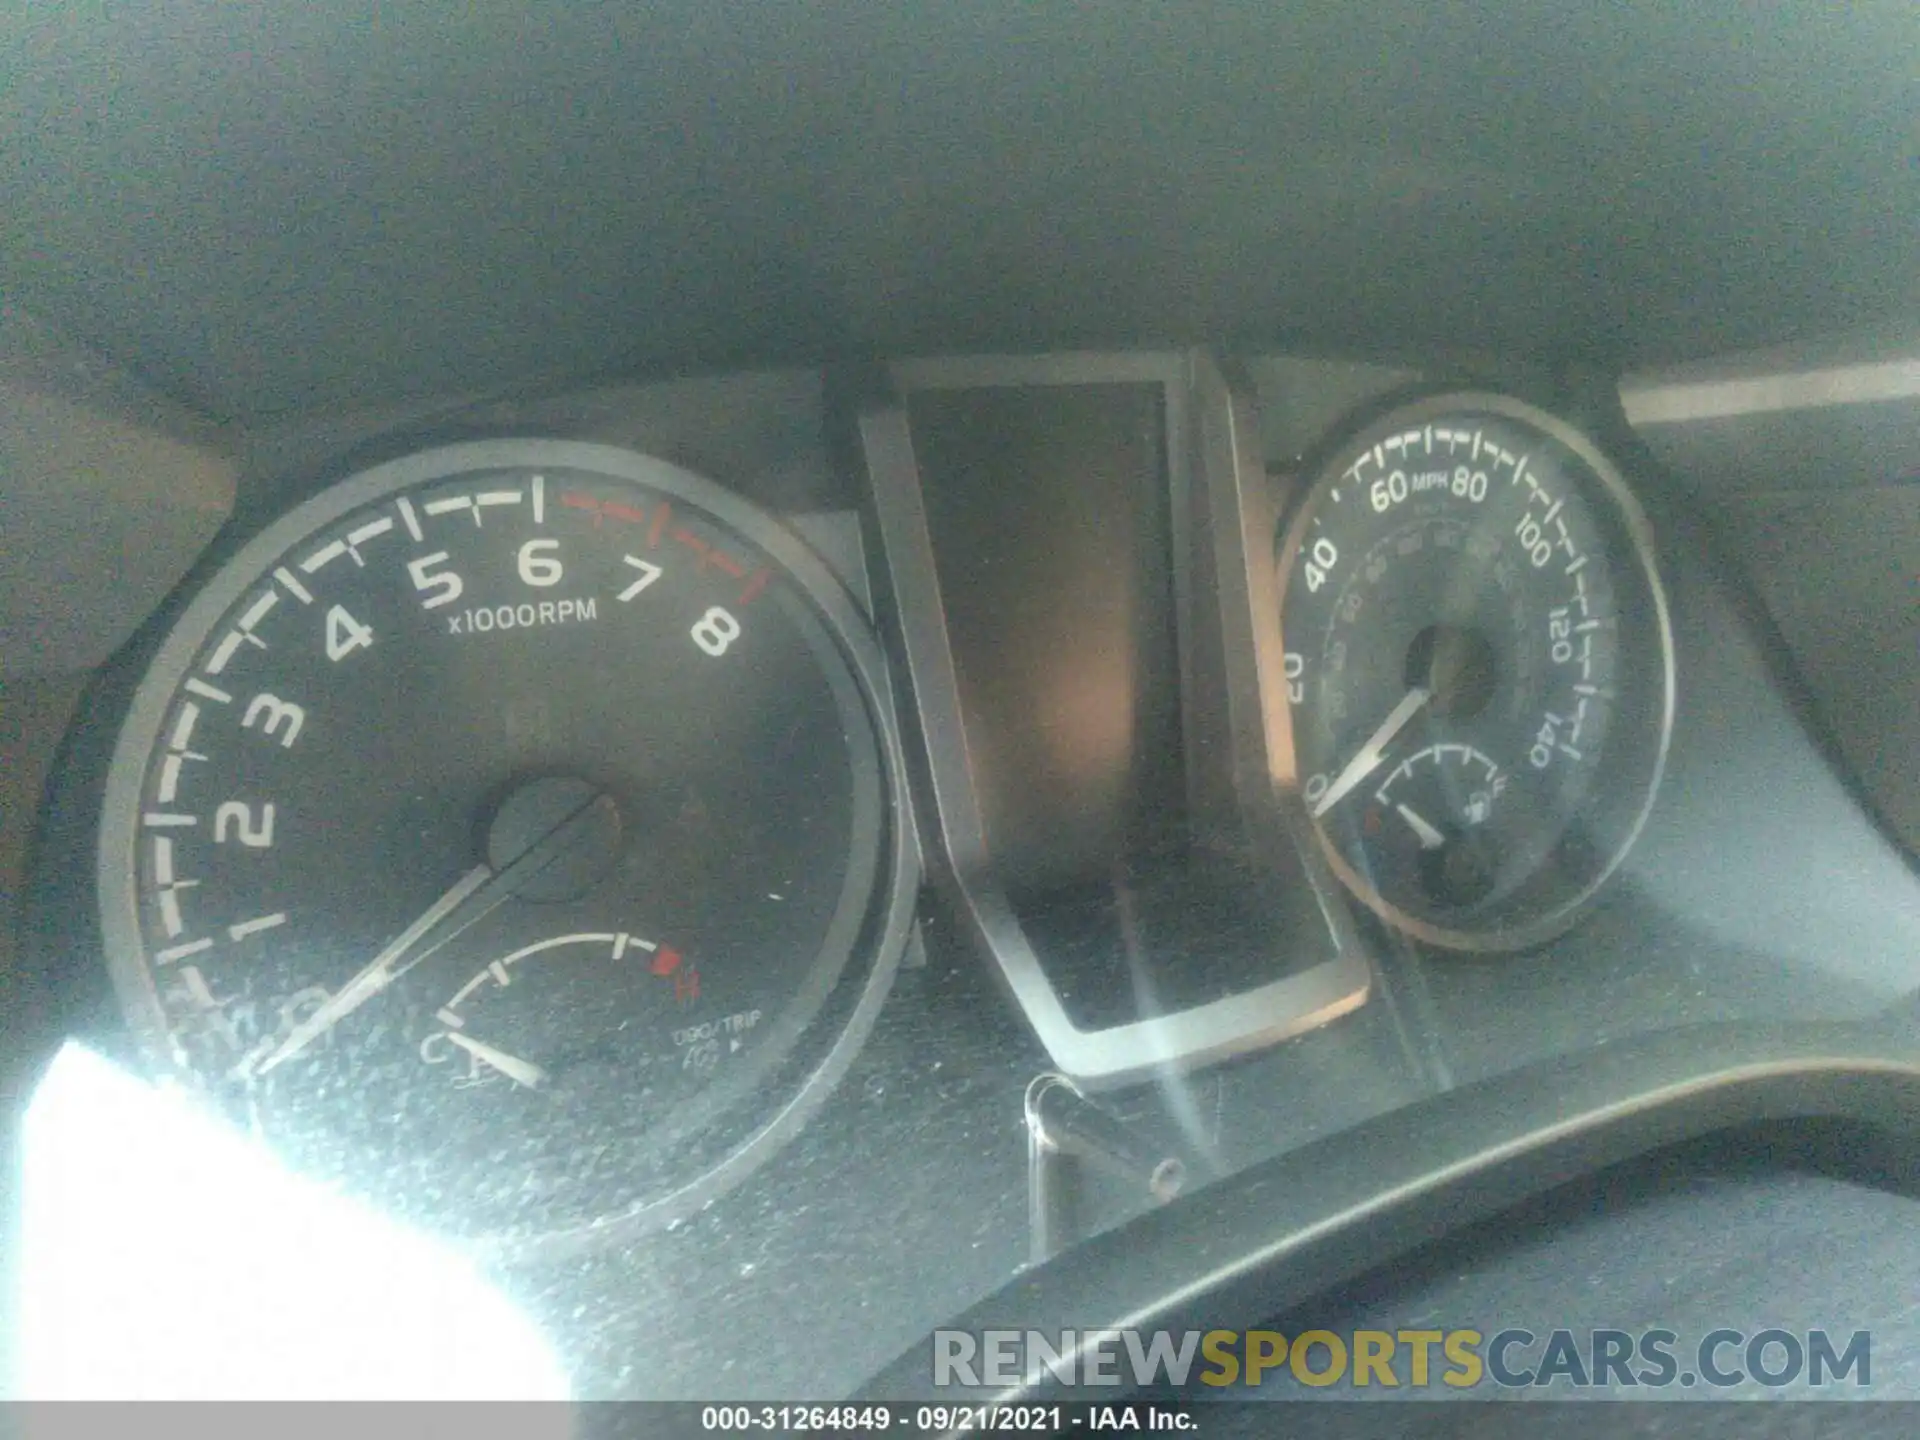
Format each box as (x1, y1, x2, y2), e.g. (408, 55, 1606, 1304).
(649, 947, 698, 1004)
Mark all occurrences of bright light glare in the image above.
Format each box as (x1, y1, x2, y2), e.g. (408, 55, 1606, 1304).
(16, 1042, 572, 1402)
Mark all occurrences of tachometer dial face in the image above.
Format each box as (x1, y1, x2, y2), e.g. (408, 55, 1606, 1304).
(96, 440, 914, 1256)
(1277, 394, 1673, 950)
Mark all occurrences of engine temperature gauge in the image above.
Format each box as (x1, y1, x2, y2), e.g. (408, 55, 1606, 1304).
(1278, 393, 1674, 950)
(420, 928, 707, 1095)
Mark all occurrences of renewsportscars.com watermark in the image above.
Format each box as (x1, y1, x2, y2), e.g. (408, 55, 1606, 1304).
(932, 1327, 1873, 1392)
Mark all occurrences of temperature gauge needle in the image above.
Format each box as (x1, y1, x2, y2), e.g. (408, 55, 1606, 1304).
(1311, 686, 1431, 818)
(237, 791, 617, 1078)
(447, 1031, 548, 1089)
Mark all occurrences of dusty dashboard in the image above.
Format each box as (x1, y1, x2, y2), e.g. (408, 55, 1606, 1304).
(11, 338, 1920, 1400)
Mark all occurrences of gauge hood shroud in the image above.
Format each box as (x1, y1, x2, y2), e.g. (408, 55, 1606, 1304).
(4, 3, 1914, 421)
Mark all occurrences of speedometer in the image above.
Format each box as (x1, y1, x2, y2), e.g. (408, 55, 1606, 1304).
(93, 440, 916, 1257)
(1276, 393, 1673, 950)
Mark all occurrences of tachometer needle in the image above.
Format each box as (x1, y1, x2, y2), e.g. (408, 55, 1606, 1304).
(447, 1032, 548, 1090)
(1311, 686, 1431, 818)
(1395, 802, 1449, 850)
(237, 791, 617, 1079)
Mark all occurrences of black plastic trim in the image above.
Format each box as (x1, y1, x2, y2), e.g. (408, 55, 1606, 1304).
(857, 1009, 1920, 1406)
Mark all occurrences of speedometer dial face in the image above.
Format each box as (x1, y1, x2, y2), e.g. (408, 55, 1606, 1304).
(1277, 394, 1673, 950)
(96, 440, 914, 1256)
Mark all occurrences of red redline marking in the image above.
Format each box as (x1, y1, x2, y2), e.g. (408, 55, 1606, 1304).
(562, 491, 753, 592)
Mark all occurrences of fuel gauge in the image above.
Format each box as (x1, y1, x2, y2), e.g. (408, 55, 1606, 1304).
(1351, 742, 1510, 911)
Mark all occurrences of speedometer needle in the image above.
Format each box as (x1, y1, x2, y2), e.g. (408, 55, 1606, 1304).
(1310, 686, 1431, 818)
(238, 791, 618, 1078)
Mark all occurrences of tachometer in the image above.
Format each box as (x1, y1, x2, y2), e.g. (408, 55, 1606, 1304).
(95, 440, 916, 1256)
(1276, 393, 1673, 950)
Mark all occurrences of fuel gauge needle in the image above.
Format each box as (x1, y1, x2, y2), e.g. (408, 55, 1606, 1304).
(1395, 802, 1449, 850)
(447, 1032, 548, 1090)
